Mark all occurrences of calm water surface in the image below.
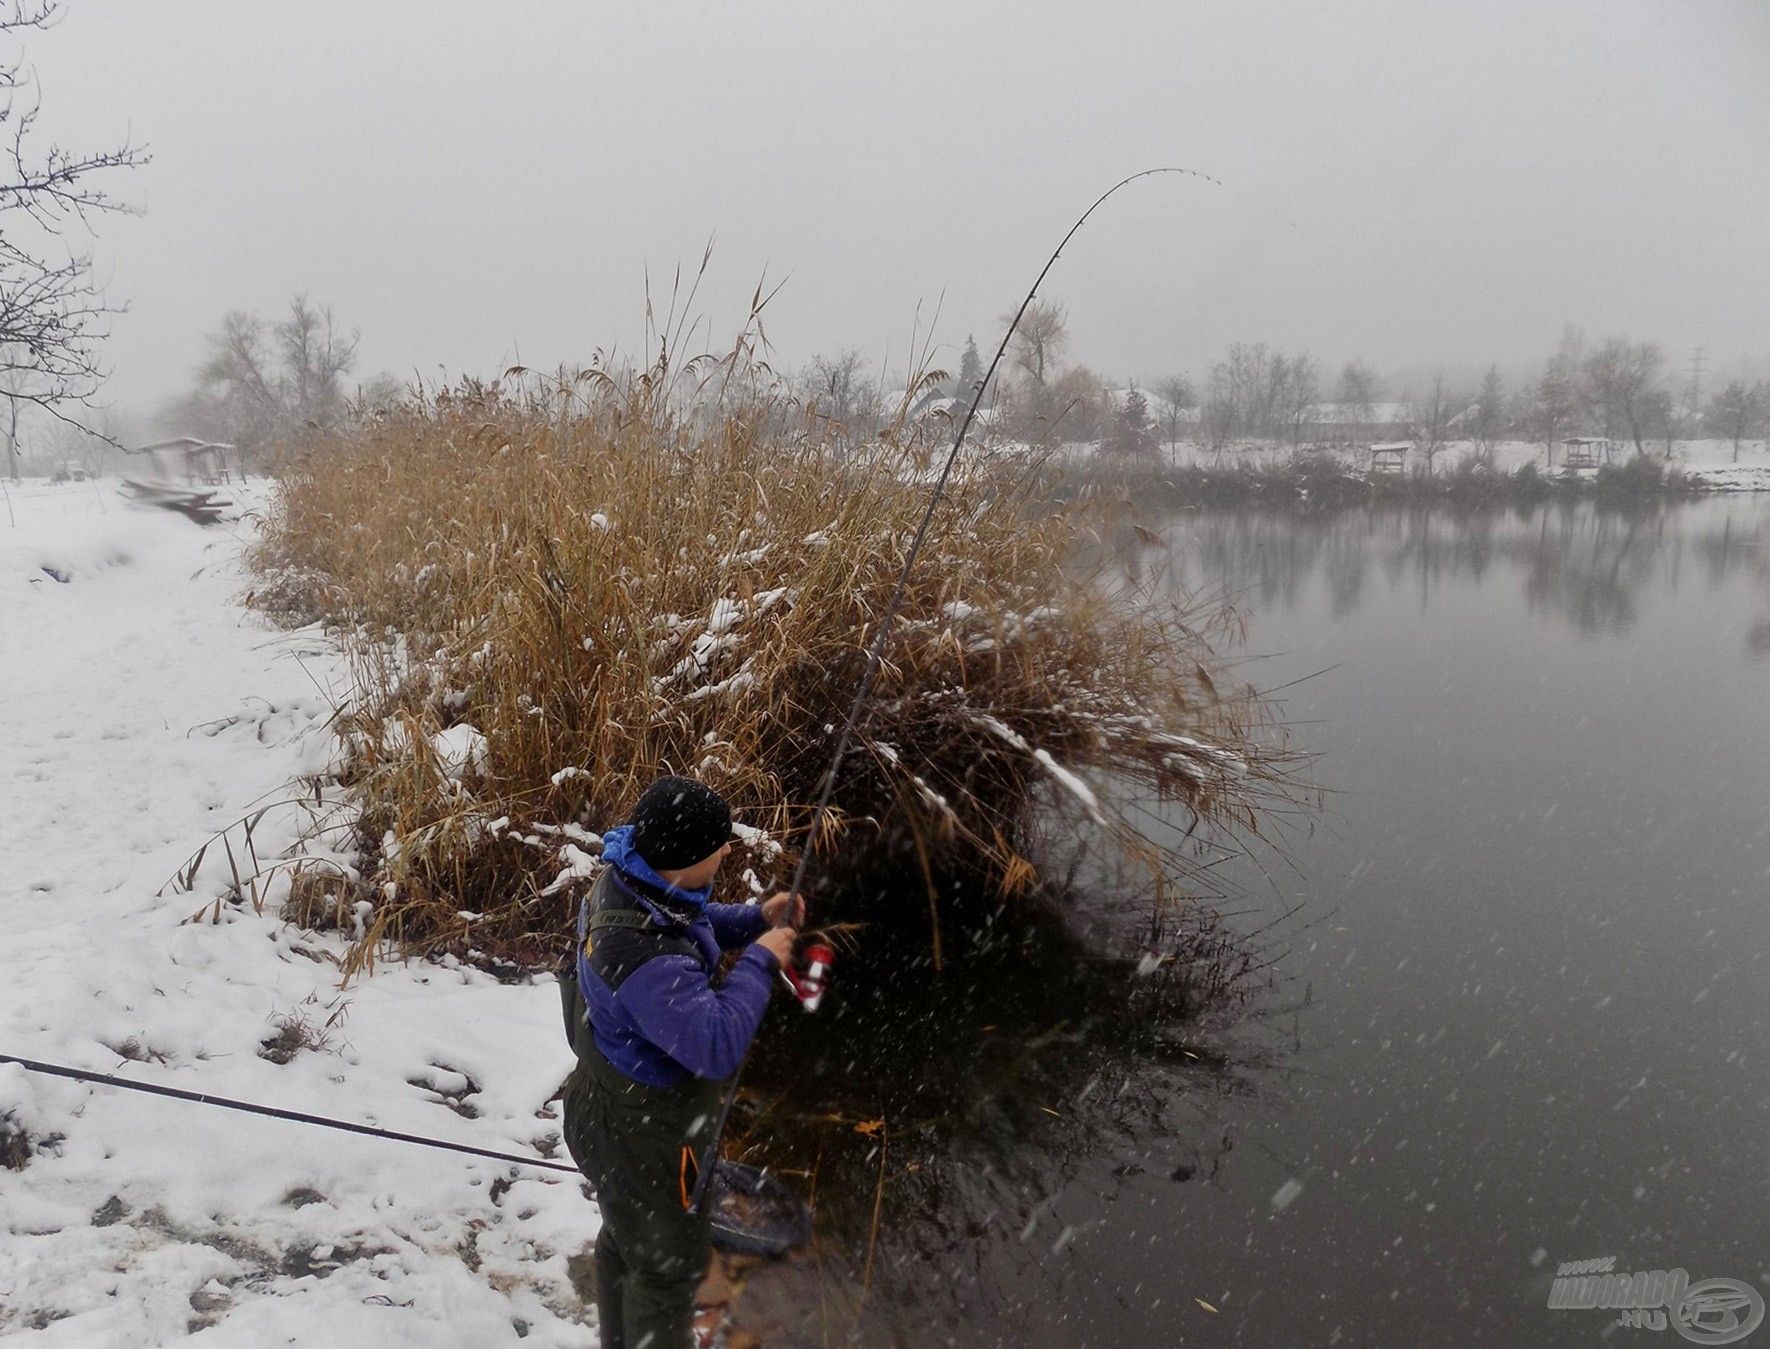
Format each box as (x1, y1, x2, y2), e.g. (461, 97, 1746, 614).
(757, 496, 1770, 1347)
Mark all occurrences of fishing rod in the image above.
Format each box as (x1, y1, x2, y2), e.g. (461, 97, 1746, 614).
(0, 1051, 580, 1175)
(687, 165, 1222, 1214)
(0, 168, 1220, 1218)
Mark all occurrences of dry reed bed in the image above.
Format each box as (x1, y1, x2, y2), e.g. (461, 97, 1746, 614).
(250, 368, 1295, 976)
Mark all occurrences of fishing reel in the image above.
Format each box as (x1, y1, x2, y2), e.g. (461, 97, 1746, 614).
(779, 941, 834, 1012)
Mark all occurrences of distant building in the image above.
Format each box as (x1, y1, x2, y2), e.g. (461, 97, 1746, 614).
(879, 386, 995, 431)
(1297, 401, 1411, 443)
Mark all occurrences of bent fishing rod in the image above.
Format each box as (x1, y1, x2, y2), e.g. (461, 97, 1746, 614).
(687, 165, 1222, 1214)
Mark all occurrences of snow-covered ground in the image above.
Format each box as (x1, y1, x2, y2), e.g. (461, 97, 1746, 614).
(1, 480, 597, 1346)
(1456, 437, 1770, 488)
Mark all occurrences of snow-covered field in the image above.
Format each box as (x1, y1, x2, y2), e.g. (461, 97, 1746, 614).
(1660, 437, 1770, 490)
(1, 481, 597, 1346)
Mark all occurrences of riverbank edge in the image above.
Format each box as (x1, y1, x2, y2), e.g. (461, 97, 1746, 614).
(1053, 455, 1758, 508)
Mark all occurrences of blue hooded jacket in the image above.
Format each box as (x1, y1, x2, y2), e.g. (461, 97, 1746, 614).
(575, 825, 776, 1087)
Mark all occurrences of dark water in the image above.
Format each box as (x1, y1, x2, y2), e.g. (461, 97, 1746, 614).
(747, 496, 1770, 1347)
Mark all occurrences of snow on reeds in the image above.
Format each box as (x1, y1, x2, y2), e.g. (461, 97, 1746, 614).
(250, 352, 1299, 976)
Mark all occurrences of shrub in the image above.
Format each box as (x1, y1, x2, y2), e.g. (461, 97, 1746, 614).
(1594, 453, 1694, 495)
(1595, 454, 1661, 493)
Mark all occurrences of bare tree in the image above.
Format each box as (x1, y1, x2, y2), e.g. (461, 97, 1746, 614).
(1207, 342, 1272, 440)
(1005, 301, 1068, 389)
(1335, 359, 1384, 445)
(1153, 374, 1196, 449)
(1707, 380, 1764, 464)
(1641, 388, 1688, 460)
(50, 411, 102, 474)
(1202, 389, 1234, 453)
(1525, 354, 1580, 465)
(277, 295, 359, 428)
(1, 352, 22, 479)
(800, 349, 880, 438)
(1253, 346, 1289, 437)
(1409, 374, 1461, 474)
(349, 372, 407, 418)
(1206, 347, 1248, 442)
(1045, 365, 1104, 441)
(1204, 344, 1325, 442)
(1279, 353, 1320, 445)
(0, 2, 146, 439)
(1469, 365, 1506, 464)
(1582, 338, 1664, 457)
(170, 296, 361, 459)
(191, 311, 280, 446)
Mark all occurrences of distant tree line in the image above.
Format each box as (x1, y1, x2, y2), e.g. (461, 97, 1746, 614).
(164, 297, 1763, 479)
(1510, 326, 1766, 463)
(802, 311, 1763, 469)
(667, 300, 1770, 475)
(1163, 327, 1767, 465)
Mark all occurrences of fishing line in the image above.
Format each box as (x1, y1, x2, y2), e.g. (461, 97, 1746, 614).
(689, 165, 1222, 1212)
(0, 1051, 579, 1175)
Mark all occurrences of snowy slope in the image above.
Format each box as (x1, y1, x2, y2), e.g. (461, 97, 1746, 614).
(1, 481, 597, 1346)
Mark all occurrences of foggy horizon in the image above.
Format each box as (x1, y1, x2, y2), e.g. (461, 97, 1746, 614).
(32, 0, 1770, 422)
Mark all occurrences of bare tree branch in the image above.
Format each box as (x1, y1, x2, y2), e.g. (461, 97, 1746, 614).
(0, 0, 147, 474)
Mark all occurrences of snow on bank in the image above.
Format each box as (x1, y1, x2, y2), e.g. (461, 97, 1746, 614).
(1, 482, 597, 1346)
(1070, 437, 1770, 490)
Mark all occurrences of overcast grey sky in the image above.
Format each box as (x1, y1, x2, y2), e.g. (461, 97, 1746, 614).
(34, 0, 1770, 414)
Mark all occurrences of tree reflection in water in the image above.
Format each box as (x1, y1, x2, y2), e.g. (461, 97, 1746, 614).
(1112, 498, 1769, 646)
(721, 495, 1769, 1344)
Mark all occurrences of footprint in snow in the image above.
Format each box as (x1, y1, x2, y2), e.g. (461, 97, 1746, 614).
(407, 1063, 482, 1119)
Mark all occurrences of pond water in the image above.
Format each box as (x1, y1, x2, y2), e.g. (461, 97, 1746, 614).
(743, 495, 1770, 1347)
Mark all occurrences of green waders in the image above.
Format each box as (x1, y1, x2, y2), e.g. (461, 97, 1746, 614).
(564, 1040, 723, 1349)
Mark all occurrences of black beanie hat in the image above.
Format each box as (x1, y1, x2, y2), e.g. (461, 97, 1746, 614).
(627, 775, 735, 871)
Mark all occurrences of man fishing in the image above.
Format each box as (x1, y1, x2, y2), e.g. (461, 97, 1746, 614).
(562, 774, 803, 1349)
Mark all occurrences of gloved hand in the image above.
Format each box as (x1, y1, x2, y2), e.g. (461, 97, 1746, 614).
(760, 891, 806, 928)
(756, 926, 798, 965)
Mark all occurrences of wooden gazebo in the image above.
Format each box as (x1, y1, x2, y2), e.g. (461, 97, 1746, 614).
(1558, 437, 1614, 470)
(117, 437, 238, 525)
(126, 437, 237, 486)
(1368, 441, 1413, 475)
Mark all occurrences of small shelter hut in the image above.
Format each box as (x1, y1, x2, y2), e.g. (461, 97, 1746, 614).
(126, 437, 238, 486)
(1368, 441, 1413, 475)
(1558, 437, 1614, 470)
(117, 437, 238, 525)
